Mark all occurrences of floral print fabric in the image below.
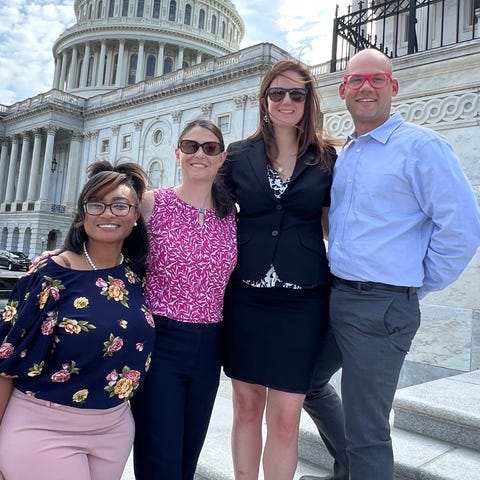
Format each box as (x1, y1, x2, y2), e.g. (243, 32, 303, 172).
(145, 187, 237, 323)
(0, 258, 155, 409)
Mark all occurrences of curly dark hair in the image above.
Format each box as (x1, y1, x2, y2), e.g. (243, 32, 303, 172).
(64, 160, 150, 272)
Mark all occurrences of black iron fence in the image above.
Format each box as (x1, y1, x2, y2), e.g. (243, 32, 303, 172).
(331, 0, 480, 71)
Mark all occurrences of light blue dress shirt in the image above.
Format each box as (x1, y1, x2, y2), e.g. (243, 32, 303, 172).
(328, 112, 480, 298)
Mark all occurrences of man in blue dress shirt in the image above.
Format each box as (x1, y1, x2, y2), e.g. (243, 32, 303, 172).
(301, 48, 480, 480)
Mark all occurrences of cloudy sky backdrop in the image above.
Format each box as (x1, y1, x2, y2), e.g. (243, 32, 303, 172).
(0, 0, 352, 105)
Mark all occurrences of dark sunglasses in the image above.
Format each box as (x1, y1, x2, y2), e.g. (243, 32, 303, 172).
(178, 139, 224, 156)
(266, 87, 307, 103)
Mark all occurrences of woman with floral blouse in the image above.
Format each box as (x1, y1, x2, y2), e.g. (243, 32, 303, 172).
(0, 161, 155, 480)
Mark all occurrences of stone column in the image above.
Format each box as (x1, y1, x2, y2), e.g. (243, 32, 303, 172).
(80, 42, 91, 88)
(105, 48, 114, 85)
(97, 40, 107, 86)
(156, 42, 165, 76)
(136, 40, 145, 83)
(15, 132, 31, 202)
(196, 50, 202, 64)
(59, 50, 68, 91)
(0, 139, 9, 201)
(64, 133, 83, 207)
(177, 46, 184, 70)
(4, 136, 19, 203)
(116, 40, 125, 87)
(111, 125, 120, 160)
(39, 126, 58, 201)
(69, 45, 78, 89)
(53, 57, 61, 89)
(27, 129, 43, 201)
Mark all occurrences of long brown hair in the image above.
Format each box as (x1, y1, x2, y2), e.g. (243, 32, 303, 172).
(250, 59, 334, 172)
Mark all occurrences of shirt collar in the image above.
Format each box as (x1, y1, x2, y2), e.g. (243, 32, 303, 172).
(347, 111, 404, 145)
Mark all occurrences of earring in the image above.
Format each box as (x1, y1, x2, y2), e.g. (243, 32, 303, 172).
(263, 114, 269, 123)
(134, 222, 138, 226)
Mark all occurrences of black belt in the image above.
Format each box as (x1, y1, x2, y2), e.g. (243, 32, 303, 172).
(333, 276, 415, 293)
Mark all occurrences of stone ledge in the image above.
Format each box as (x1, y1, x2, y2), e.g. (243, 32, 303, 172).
(393, 370, 480, 451)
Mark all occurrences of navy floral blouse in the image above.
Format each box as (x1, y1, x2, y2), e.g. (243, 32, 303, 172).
(0, 258, 155, 409)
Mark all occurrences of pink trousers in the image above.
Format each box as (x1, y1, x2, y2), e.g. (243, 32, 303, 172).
(0, 389, 134, 480)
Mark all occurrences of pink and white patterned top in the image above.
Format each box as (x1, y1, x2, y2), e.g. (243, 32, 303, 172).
(145, 187, 237, 324)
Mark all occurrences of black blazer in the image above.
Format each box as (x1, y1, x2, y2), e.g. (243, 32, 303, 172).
(222, 138, 334, 287)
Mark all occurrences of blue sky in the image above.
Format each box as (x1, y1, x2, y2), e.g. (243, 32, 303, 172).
(0, 0, 352, 105)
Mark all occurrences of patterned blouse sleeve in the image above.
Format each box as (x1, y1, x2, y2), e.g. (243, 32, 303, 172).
(0, 264, 58, 379)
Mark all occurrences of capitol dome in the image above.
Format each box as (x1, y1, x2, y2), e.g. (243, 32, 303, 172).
(52, 0, 245, 97)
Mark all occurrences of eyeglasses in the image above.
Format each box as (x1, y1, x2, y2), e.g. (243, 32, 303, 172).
(266, 87, 307, 103)
(343, 72, 393, 90)
(84, 202, 136, 216)
(178, 140, 224, 156)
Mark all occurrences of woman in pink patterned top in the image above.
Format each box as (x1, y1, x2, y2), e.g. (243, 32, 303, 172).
(130, 119, 237, 480)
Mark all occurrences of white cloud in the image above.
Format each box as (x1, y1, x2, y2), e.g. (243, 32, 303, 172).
(0, 0, 352, 105)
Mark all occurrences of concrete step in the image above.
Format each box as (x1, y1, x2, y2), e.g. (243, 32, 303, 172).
(122, 372, 480, 479)
(200, 374, 480, 480)
(393, 370, 480, 452)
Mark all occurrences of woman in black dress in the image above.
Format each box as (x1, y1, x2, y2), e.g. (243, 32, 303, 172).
(222, 59, 340, 479)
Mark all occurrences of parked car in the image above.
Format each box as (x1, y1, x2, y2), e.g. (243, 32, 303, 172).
(0, 250, 32, 271)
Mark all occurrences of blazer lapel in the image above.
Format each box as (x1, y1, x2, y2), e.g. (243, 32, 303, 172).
(247, 139, 275, 198)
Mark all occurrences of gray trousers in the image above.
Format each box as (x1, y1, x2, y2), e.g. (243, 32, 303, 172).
(303, 328, 349, 479)
(330, 281, 420, 480)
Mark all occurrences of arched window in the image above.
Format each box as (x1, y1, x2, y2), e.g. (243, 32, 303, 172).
(221, 20, 226, 38)
(184, 4, 191, 24)
(198, 8, 205, 29)
(145, 54, 156, 80)
(97, 1, 103, 18)
(136, 0, 144, 16)
(77, 59, 83, 86)
(23, 227, 32, 256)
(211, 14, 217, 34)
(108, 0, 115, 17)
(122, 0, 129, 16)
(152, 0, 160, 18)
(128, 54, 138, 84)
(86, 56, 94, 86)
(163, 57, 173, 73)
(1, 227, 7, 249)
(168, 0, 176, 21)
(112, 53, 118, 84)
(148, 161, 164, 187)
(11, 227, 19, 251)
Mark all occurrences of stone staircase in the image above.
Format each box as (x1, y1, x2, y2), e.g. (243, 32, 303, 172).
(194, 370, 480, 480)
(121, 370, 480, 479)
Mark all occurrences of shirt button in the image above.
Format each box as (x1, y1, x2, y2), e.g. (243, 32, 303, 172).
(272, 230, 279, 236)
(275, 204, 282, 210)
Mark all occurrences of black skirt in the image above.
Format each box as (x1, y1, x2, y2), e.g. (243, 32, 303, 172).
(222, 282, 330, 394)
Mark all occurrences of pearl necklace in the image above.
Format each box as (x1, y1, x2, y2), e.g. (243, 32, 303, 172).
(82, 242, 124, 270)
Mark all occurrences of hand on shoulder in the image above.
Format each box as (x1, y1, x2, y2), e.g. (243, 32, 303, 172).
(27, 249, 63, 275)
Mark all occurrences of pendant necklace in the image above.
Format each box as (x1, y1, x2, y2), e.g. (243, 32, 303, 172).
(82, 242, 124, 270)
(198, 207, 206, 226)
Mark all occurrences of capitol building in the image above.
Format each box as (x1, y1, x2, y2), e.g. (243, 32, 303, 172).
(0, 1, 479, 381)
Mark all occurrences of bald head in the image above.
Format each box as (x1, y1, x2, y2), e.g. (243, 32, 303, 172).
(339, 48, 398, 136)
(346, 49, 393, 75)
